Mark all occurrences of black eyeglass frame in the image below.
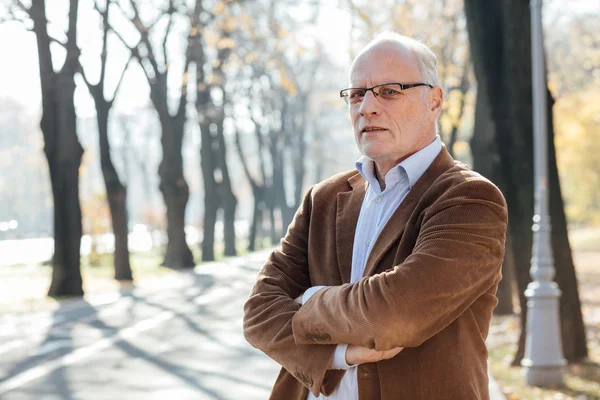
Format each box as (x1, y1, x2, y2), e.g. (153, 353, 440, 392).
(339, 82, 434, 104)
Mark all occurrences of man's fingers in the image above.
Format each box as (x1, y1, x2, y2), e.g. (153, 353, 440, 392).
(345, 345, 404, 365)
(382, 347, 404, 360)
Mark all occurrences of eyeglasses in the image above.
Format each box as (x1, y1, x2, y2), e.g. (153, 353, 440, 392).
(340, 82, 433, 105)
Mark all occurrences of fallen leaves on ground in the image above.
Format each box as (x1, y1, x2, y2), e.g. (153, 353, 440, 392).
(487, 250, 600, 400)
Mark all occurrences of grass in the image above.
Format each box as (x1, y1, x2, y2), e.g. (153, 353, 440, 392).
(486, 227, 600, 399)
(0, 238, 259, 315)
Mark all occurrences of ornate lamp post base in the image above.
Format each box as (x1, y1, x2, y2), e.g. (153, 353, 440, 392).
(523, 365, 565, 387)
(522, 281, 566, 386)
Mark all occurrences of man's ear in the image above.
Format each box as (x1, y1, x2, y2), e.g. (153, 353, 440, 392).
(429, 86, 443, 115)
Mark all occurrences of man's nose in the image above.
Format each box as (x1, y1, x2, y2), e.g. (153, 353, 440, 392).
(359, 90, 381, 116)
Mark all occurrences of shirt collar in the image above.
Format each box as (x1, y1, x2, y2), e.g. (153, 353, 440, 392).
(355, 136, 442, 190)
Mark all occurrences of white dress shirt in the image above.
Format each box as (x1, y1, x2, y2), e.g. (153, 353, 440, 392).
(304, 136, 442, 400)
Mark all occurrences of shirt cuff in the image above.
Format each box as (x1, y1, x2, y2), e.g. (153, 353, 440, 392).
(301, 285, 327, 305)
(330, 344, 353, 370)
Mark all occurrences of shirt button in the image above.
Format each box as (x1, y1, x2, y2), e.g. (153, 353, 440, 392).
(375, 197, 381, 203)
(365, 240, 370, 246)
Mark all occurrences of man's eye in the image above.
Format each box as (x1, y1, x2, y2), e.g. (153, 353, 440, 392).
(350, 90, 365, 98)
(380, 87, 400, 96)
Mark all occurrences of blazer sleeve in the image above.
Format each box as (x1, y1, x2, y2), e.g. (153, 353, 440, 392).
(243, 186, 338, 397)
(291, 179, 508, 351)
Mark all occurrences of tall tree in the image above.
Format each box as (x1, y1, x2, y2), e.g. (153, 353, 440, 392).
(227, 0, 325, 246)
(463, 0, 587, 363)
(265, 0, 321, 236)
(79, 0, 133, 281)
(113, 0, 194, 268)
(10, 0, 85, 297)
(231, 51, 279, 250)
(190, 1, 239, 261)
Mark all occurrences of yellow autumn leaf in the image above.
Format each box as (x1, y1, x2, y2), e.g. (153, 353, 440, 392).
(217, 37, 236, 49)
(221, 17, 236, 33)
(213, 1, 226, 14)
(204, 30, 219, 46)
(245, 52, 256, 63)
(278, 26, 287, 38)
(279, 66, 297, 96)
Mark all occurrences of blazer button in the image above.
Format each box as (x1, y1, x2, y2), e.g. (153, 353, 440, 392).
(361, 370, 370, 378)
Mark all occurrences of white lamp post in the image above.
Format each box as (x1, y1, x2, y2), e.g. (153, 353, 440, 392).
(521, 0, 567, 386)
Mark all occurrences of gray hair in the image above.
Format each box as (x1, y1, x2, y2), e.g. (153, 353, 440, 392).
(360, 32, 441, 88)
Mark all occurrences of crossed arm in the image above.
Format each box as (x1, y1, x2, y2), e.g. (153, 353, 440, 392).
(294, 289, 405, 366)
(243, 180, 507, 396)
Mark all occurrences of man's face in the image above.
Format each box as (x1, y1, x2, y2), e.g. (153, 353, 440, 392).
(349, 42, 442, 172)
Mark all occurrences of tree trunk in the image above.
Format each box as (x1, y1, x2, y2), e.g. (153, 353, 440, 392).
(161, 175, 194, 267)
(47, 136, 84, 297)
(223, 190, 237, 256)
(81, 1, 133, 282)
(495, 232, 516, 315)
(157, 112, 194, 268)
(202, 189, 218, 261)
(198, 112, 217, 260)
(96, 102, 133, 281)
(546, 88, 587, 360)
(471, 82, 514, 316)
(248, 199, 259, 252)
(268, 194, 278, 244)
(215, 108, 237, 257)
(193, 22, 238, 260)
(31, 0, 84, 297)
(464, 0, 587, 363)
(107, 187, 131, 280)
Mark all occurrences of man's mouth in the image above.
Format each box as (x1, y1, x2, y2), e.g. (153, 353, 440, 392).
(362, 126, 387, 133)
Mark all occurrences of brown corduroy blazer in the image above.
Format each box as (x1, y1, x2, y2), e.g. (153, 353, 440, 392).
(243, 147, 508, 400)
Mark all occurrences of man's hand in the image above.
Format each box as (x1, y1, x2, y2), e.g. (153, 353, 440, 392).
(345, 345, 404, 365)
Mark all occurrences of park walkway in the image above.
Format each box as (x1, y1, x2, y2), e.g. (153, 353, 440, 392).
(0, 250, 506, 399)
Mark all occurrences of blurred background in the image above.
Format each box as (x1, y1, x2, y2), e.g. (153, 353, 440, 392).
(0, 0, 598, 399)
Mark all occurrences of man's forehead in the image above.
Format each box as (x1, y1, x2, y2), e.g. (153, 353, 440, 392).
(350, 67, 405, 86)
(349, 48, 421, 85)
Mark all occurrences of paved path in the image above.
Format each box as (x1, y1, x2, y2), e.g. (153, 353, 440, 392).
(0, 250, 505, 399)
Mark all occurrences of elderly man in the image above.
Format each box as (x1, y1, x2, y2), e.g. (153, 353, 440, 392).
(243, 32, 507, 400)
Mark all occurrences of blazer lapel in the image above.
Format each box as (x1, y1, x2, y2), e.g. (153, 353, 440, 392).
(336, 173, 366, 284)
(363, 147, 456, 277)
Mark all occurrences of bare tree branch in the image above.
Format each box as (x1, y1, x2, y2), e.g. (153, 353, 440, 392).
(94, 0, 110, 85)
(108, 20, 156, 87)
(77, 60, 93, 90)
(234, 126, 258, 189)
(346, 0, 373, 36)
(0, 0, 32, 28)
(126, 0, 161, 77)
(14, 0, 31, 16)
(162, 0, 175, 70)
(250, 116, 268, 184)
(48, 35, 67, 48)
(110, 54, 134, 105)
(2, 4, 27, 25)
(106, 19, 133, 52)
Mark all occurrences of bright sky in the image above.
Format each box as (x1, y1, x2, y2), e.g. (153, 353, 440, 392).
(0, 0, 597, 119)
